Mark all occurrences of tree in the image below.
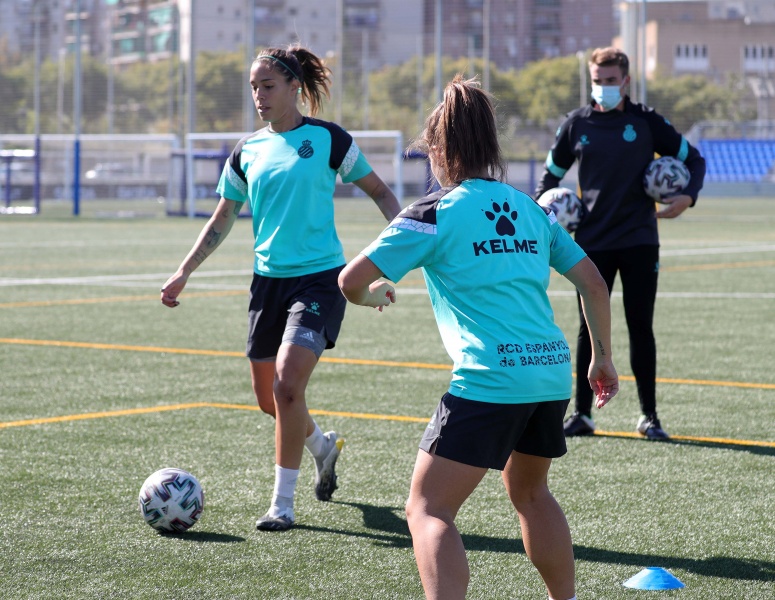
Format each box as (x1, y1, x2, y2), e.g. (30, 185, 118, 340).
(367, 56, 521, 147)
(195, 51, 244, 132)
(513, 55, 581, 127)
(646, 73, 755, 133)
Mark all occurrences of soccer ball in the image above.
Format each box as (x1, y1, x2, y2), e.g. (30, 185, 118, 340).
(138, 468, 204, 533)
(537, 187, 586, 232)
(643, 156, 690, 202)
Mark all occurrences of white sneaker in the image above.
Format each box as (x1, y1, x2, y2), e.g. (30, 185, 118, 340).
(314, 431, 343, 501)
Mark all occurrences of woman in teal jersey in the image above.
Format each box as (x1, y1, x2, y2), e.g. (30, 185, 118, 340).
(339, 76, 618, 600)
(161, 44, 401, 532)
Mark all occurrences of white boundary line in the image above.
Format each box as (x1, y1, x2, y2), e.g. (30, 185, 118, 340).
(661, 244, 775, 256)
(1, 271, 774, 300)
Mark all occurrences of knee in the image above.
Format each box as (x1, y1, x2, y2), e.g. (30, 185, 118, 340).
(405, 496, 455, 534)
(509, 484, 552, 513)
(273, 376, 303, 406)
(405, 497, 420, 530)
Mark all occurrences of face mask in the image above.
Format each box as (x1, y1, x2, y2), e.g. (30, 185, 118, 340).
(591, 84, 622, 111)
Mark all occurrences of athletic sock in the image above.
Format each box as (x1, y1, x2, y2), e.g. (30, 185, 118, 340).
(304, 423, 327, 458)
(268, 465, 298, 518)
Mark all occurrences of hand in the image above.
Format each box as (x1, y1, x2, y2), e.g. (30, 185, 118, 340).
(588, 360, 619, 409)
(367, 281, 396, 312)
(160, 271, 188, 308)
(656, 194, 692, 219)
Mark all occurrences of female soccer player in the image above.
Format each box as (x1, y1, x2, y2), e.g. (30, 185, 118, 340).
(339, 75, 618, 600)
(161, 44, 401, 531)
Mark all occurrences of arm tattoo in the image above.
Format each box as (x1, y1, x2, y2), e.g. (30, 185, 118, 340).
(204, 225, 221, 249)
(191, 226, 221, 266)
(596, 339, 606, 356)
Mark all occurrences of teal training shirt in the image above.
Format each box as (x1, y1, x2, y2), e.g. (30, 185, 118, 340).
(217, 117, 373, 277)
(363, 179, 587, 404)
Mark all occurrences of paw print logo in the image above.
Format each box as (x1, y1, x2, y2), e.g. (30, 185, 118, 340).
(309, 301, 320, 313)
(484, 200, 518, 236)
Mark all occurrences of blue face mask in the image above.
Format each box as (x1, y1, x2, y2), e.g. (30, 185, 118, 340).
(591, 84, 622, 111)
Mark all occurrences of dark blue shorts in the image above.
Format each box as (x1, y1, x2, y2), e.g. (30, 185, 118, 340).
(246, 265, 346, 361)
(419, 393, 570, 470)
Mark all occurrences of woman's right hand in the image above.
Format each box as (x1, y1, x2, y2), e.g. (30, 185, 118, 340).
(160, 270, 188, 308)
(588, 359, 619, 409)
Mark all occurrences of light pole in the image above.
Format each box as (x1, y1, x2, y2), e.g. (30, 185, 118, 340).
(577, 50, 587, 107)
(73, 0, 83, 216)
(639, 0, 647, 104)
(336, 0, 343, 124)
(434, 0, 441, 103)
(32, 0, 42, 210)
(483, 0, 490, 92)
(243, 0, 255, 133)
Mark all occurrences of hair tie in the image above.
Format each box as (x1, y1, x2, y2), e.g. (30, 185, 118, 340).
(256, 55, 302, 82)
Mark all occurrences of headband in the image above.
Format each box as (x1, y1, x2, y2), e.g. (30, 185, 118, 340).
(256, 55, 302, 82)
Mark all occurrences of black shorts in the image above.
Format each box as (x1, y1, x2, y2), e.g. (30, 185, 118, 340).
(246, 265, 347, 360)
(419, 393, 570, 470)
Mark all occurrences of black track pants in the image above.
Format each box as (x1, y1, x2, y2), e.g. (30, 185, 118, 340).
(575, 245, 659, 416)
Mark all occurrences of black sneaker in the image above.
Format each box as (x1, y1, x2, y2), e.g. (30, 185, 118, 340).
(256, 511, 294, 531)
(563, 412, 596, 437)
(637, 414, 669, 440)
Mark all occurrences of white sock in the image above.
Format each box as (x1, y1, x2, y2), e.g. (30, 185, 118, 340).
(549, 596, 576, 600)
(269, 465, 298, 517)
(304, 423, 327, 458)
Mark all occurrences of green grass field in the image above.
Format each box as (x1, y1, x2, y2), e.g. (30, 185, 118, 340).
(1, 197, 773, 599)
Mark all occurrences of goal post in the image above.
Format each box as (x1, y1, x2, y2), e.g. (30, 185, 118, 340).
(1, 133, 179, 217)
(181, 130, 404, 218)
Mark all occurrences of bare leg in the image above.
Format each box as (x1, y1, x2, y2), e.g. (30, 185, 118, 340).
(250, 356, 315, 442)
(271, 343, 319, 469)
(405, 450, 487, 600)
(502, 452, 575, 600)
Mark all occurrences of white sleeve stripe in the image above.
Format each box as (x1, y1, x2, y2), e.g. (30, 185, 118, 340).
(339, 142, 360, 179)
(226, 164, 248, 197)
(391, 217, 437, 235)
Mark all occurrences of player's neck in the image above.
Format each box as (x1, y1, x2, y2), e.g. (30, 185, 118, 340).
(269, 113, 304, 133)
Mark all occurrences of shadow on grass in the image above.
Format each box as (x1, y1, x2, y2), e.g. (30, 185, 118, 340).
(296, 501, 774, 583)
(592, 433, 775, 456)
(159, 531, 246, 543)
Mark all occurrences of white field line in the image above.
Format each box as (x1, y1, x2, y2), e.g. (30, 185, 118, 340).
(660, 243, 775, 256)
(4, 275, 772, 299)
(0, 240, 194, 249)
(0, 269, 252, 287)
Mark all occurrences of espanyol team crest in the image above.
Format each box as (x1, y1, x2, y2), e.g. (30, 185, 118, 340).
(623, 124, 637, 142)
(298, 140, 314, 158)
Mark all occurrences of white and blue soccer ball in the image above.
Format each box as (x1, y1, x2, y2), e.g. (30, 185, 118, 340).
(139, 467, 204, 533)
(643, 156, 690, 203)
(537, 187, 586, 232)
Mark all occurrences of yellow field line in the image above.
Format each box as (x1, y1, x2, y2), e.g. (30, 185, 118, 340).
(1, 401, 772, 448)
(593, 430, 775, 448)
(0, 290, 243, 309)
(0, 337, 450, 368)
(4, 338, 775, 392)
